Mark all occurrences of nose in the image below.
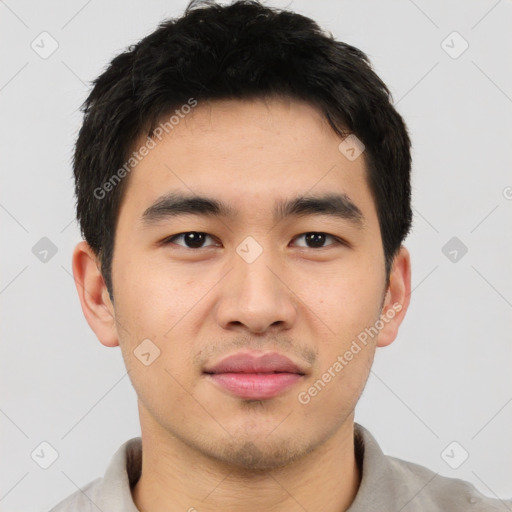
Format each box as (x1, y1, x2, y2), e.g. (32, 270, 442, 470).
(215, 248, 298, 334)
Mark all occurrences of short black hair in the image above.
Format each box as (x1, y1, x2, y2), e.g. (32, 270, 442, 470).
(73, 0, 412, 302)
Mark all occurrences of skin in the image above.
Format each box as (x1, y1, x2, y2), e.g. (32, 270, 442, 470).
(72, 96, 411, 512)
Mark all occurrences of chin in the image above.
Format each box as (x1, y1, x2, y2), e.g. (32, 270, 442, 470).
(202, 434, 315, 472)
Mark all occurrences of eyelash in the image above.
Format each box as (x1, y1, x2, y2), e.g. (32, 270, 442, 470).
(161, 232, 347, 250)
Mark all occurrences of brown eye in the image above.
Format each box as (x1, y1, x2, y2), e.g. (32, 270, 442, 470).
(164, 232, 219, 249)
(292, 232, 341, 249)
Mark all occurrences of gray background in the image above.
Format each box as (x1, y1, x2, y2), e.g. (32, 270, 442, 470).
(1, 0, 511, 510)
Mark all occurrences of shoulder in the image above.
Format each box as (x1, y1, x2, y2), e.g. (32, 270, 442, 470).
(48, 477, 103, 512)
(352, 423, 511, 512)
(47, 436, 142, 512)
(387, 455, 510, 511)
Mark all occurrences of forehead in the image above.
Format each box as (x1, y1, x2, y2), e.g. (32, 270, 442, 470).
(117, 97, 376, 227)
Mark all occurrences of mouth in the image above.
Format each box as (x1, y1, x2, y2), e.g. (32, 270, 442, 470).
(204, 372, 304, 400)
(203, 351, 307, 400)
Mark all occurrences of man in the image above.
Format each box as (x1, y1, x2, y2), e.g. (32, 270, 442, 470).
(50, 0, 510, 510)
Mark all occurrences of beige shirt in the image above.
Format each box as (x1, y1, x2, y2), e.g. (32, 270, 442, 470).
(49, 422, 510, 511)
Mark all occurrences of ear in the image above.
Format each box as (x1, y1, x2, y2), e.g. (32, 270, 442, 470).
(376, 245, 411, 348)
(71, 240, 119, 347)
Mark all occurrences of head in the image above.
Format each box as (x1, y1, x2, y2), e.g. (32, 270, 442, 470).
(73, 0, 412, 470)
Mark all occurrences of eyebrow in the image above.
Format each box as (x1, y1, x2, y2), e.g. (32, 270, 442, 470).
(140, 191, 365, 228)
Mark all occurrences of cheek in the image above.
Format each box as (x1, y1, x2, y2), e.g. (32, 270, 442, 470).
(295, 264, 383, 400)
(296, 341, 375, 426)
(296, 262, 384, 335)
(112, 263, 197, 420)
(114, 255, 202, 336)
(111, 260, 199, 401)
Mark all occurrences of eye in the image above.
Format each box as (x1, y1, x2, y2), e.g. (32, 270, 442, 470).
(162, 231, 219, 249)
(161, 231, 345, 250)
(291, 232, 343, 249)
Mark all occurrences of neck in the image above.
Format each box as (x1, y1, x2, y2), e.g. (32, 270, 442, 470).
(132, 412, 361, 512)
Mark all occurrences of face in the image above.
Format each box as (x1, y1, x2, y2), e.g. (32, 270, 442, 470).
(76, 96, 410, 471)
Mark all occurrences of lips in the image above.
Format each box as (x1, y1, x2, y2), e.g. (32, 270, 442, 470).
(203, 352, 306, 375)
(203, 352, 306, 400)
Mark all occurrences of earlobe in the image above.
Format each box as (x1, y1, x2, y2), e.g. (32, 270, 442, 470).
(71, 241, 119, 348)
(376, 245, 411, 348)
